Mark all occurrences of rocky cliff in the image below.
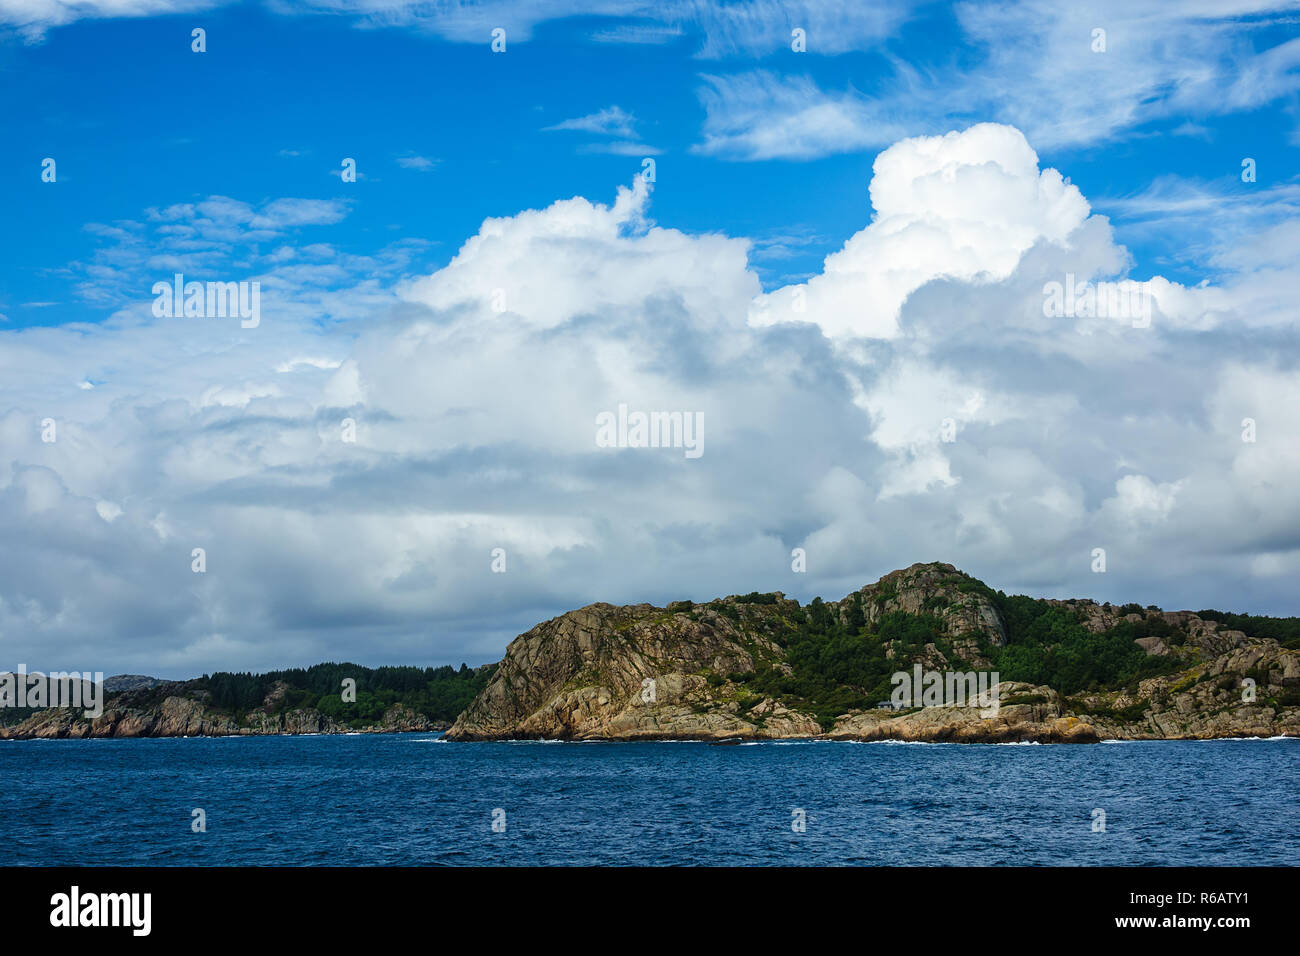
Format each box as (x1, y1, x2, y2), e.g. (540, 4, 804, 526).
(445, 562, 1300, 743)
(445, 599, 822, 740)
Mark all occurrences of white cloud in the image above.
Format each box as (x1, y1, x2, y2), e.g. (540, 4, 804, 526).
(398, 176, 756, 332)
(751, 123, 1091, 338)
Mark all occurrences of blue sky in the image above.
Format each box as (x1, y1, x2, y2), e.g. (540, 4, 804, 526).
(1, 1, 1299, 677)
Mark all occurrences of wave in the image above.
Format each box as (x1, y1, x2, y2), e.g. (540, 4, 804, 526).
(841, 739, 953, 746)
(738, 740, 818, 746)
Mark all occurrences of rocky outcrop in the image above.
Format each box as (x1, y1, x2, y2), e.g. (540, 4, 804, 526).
(1071, 636, 1300, 739)
(446, 600, 821, 740)
(446, 562, 1300, 743)
(825, 683, 1101, 743)
(853, 562, 1006, 663)
(102, 674, 167, 693)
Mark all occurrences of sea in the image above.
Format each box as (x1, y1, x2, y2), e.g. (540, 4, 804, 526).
(3, 734, 1297, 866)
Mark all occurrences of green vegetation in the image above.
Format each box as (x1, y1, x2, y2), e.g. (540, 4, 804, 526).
(741, 599, 942, 731)
(989, 594, 1181, 693)
(1273, 688, 1300, 708)
(1075, 698, 1150, 722)
(198, 662, 493, 726)
(708, 601, 741, 622)
(1195, 610, 1300, 650)
(724, 579, 1192, 730)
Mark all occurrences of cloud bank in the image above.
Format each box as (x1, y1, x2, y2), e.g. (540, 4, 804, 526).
(2, 122, 1297, 677)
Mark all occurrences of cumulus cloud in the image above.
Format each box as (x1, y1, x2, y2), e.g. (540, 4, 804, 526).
(2, 121, 1299, 679)
(751, 124, 1091, 338)
(398, 177, 754, 330)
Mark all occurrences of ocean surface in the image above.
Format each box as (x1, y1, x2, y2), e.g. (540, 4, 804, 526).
(3, 734, 1297, 865)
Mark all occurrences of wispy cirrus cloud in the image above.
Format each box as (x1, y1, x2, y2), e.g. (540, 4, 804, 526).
(544, 105, 639, 138)
(545, 105, 662, 155)
(0, 0, 219, 41)
(950, 0, 1300, 148)
(1098, 175, 1300, 274)
(673, 0, 913, 57)
(65, 195, 422, 313)
(580, 140, 664, 156)
(693, 71, 912, 160)
(588, 21, 683, 45)
(3, 0, 916, 51)
(689, 1, 1300, 160)
(395, 154, 438, 171)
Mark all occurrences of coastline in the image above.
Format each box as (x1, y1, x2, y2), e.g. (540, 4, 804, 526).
(6, 721, 1297, 744)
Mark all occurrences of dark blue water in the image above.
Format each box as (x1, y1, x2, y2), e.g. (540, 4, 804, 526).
(2, 735, 1296, 865)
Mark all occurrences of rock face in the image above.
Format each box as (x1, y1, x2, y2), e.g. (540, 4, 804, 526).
(0, 682, 444, 740)
(446, 601, 822, 740)
(446, 561, 1300, 743)
(825, 683, 1101, 743)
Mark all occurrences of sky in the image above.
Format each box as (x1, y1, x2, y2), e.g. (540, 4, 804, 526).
(0, 0, 1298, 678)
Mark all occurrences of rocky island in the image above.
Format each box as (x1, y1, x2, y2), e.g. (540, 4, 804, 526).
(444, 563, 1300, 743)
(0, 662, 489, 740)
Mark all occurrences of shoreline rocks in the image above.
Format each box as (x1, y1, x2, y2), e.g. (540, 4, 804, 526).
(0, 694, 446, 740)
